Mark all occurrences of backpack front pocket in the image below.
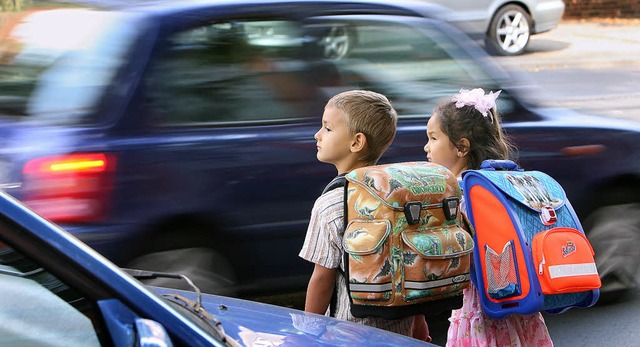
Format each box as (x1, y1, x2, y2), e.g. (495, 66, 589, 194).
(343, 219, 392, 303)
(402, 226, 473, 301)
(532, 227, 601, 294)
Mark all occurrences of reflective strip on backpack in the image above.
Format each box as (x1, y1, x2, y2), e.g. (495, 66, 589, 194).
(405, 273, 470, 290)
(548, 263, 598, 279)
(349, 282, 393, 292)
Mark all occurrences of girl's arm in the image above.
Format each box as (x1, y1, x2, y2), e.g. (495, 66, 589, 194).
(304, 264, 337, 315)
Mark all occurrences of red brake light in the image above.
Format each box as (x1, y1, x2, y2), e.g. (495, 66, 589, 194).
(24, 155, 108, 174)
(22, 153, 116, 223)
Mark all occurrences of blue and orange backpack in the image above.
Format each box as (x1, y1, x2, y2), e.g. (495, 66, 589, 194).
(462, 160, 601, 319)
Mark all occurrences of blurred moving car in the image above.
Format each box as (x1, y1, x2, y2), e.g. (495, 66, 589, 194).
(0, 190, 433, 346)
(425, 0, 565, 55)
(0, 0, 638, 302)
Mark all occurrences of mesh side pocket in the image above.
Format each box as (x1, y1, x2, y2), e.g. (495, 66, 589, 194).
(485, 241, 521, 299)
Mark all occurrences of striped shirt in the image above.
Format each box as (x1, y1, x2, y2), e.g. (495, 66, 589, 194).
(299, 187, 414, 336)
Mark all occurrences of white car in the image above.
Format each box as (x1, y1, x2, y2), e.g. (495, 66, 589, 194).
(426, 0, 565, 55)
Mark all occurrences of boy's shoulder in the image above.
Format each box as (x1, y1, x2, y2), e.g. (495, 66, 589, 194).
(321, 174, 347, 195)
(316, 185, 343, 207)
(312, 181, 345, 220)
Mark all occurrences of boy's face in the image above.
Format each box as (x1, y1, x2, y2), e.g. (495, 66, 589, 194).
(314, 105, 354, 168)
(424, 113, 466, 176)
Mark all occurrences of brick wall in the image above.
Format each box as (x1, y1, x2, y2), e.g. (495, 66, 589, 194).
(563, 0, 640, 18)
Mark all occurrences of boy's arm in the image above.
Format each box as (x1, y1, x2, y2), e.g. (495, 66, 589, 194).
(304, 264, 337, 315)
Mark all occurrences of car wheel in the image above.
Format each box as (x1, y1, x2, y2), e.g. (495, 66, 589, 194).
(485, 4, 532, 56)
(583, 203, 640, 303)
(320, 25, 353, 60)
(126, 247, 237, 296)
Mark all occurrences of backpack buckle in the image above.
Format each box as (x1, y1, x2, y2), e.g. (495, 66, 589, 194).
(540, 206, 557, 225)
(442, 197, 459, 221)
(404, 201, 422, 225)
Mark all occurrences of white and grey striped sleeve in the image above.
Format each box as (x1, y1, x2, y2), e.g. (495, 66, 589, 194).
(299, 188, 344, 269)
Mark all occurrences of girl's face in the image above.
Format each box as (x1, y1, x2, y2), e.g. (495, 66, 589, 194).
(314, 105, 354, 169)
(424, 113, 467, 177)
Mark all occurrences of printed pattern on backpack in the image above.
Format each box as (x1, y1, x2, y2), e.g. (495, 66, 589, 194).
(342, 162, 474, 318)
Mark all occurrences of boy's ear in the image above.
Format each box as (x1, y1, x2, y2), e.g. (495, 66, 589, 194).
(350, 132, 367, 153)
(457, 138, 471, 157)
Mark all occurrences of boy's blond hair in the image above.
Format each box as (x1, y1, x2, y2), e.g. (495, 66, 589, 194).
(327, 90, 397, 165)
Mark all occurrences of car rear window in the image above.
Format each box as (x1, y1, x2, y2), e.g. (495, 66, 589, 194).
(0, 8, 137, 126)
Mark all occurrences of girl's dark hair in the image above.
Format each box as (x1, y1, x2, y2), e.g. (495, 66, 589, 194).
(434, 99, 517, 170)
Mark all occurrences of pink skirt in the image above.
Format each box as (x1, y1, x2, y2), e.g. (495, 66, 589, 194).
(446, 284, 554, 347)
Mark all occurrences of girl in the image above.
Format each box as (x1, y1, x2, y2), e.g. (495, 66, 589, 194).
(424, 88, 553, 347)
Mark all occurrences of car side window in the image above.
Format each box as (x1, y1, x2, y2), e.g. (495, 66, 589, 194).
(301, 17, 509, 117)
(146, 20, 318, 125)
(0, 244, 102, 346)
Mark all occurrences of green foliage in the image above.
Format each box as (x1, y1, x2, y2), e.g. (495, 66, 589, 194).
(0, 0, 28, 11)
(2, 1, 88, 11)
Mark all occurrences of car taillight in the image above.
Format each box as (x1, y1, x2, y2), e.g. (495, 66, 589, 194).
(22, 153, 116, 223)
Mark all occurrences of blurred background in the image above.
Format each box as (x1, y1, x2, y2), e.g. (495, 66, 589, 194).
(1, 0, 640, 345)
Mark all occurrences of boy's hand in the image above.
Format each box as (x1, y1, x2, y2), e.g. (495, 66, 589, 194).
(305, 264, 337, 315)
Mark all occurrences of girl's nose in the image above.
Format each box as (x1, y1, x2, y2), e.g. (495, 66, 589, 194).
(314, 129, 321, 141)
(423, 143, 429, 154)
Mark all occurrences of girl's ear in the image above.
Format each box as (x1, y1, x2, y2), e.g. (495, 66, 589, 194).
(351, 132, 367, 153)
(457, 138, 471, 157)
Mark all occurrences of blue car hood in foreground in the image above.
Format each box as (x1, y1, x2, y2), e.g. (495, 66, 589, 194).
(151, 287, 431, 347)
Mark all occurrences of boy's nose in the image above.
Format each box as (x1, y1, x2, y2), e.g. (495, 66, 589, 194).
(423, 143, 429, 153)
(314, 129, 321, 141)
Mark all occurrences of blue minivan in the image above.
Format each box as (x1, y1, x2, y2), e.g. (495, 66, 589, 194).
(1, 0, 640, 301)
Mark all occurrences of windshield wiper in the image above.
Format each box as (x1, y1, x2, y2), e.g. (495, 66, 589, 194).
(123, 269, 204, 311)
(123, 268, 234, 346)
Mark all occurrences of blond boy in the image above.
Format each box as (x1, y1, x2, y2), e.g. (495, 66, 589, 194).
(299, 90, 415, 335)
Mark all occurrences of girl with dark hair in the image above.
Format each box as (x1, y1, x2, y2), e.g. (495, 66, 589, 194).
(424, 88, 553, 347)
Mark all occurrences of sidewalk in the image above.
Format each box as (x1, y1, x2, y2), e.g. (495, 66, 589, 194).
(499, 18, 640, 71)
(493, 18, 640, 121)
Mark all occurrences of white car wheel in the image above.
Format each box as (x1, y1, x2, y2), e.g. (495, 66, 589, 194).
(486, 4, 532, 56)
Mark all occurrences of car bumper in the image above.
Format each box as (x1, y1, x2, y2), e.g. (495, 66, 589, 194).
(531, 0, 565, 34)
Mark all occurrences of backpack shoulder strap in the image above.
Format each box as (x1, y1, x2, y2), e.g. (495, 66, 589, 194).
(322, 174, 347, 195)
(320, 174, 347, 317)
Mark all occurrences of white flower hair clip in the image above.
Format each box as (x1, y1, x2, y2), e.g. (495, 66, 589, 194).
(452, 88, 502, 121)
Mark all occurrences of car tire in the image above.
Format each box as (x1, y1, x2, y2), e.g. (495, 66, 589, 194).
(126, 247, 237, 296)
(320, 25, 354, 60)
(583, 203, 640, 303)
(485, 4, 532, 56)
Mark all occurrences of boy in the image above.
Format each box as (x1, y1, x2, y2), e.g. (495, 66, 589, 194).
(299, 90, 415, 335)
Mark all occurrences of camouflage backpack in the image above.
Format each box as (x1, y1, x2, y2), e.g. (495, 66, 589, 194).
(323, 161, 474, 319)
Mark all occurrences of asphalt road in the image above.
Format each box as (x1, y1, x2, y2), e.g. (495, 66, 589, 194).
(544, 289, 640, 346)
(495, 19, 640, 121)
